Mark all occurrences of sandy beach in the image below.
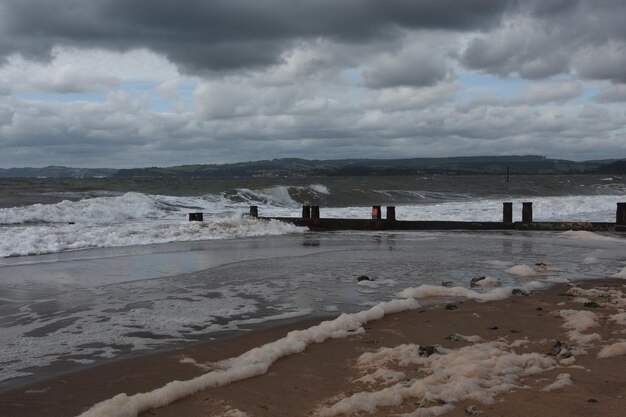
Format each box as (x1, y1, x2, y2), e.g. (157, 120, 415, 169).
(1, 277, 624, 417)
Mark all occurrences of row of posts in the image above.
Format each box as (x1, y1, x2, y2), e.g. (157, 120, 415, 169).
(192, 202, 626, 225)
(502, 201, 533, 224)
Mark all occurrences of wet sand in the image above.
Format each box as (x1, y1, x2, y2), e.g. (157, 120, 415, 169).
(1, 278, 625, 417)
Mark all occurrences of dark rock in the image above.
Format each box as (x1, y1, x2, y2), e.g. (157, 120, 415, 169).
(465, 405, 481, 415)
(418, 345, 439, 357)
(470, 276, 486, 287)
(536, 307, 544, 311)
(584, 301, 601, 308)
(487, 326, 499, 330)
(550, 340, 573, 359)
(512, 288, 530, 296)
(357, 275, 372, 282)
(445, 303, 458, 310)
(587, 399, 598, 403)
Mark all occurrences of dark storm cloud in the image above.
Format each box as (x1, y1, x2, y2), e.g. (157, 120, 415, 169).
(461, 0, 626, 83)
(0, 0, 514, 72)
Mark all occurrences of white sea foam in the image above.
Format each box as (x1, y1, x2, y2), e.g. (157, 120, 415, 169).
(541, 373, 573, 391)
(76, 297, 421, 417)
(319, 340, 556, 416)
(398, 284, 537, 302)
(234, 186, 300, 207)
(597, 341, 626, 358)
(309, 184, 330, 194)
(1, 189, 625, 258)
(561, 230, 622, 242)
(559, 309, 602, 345)
(353, 368, 406, 386)
(610, 312, 626, 325)
(505, 264, 539, 276)
(0, 216, 304, 257)
(473, 277, 501, 287)
(611, 266, 626, 278)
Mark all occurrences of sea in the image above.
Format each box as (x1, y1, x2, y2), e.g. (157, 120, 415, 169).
(1, 174, 626, 391)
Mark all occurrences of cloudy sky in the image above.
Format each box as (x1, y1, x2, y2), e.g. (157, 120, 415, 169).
(0, 0, 625, 168)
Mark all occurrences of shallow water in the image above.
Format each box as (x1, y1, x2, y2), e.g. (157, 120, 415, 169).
(1, 230, 625, 391)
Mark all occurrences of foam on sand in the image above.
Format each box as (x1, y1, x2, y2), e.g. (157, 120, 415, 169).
(597, 341, 626, 358)
(76, 298, 420, 417)
(566, 286, 626, 308)
(559, 309, 601, 345)
(398, 282, 542, 302)
(541, 373, 573, 391)
(317, 340, 556, 416)
(77, 284, 534, 417)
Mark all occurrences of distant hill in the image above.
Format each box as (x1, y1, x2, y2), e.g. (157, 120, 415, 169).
(596, 160, 626, 174)
(113, 155, 609, 178)
(0, 166, 117, 178)
(2, 156, 623, 178)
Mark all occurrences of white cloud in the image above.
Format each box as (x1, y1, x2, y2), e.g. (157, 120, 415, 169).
(155, 80, 181, 101)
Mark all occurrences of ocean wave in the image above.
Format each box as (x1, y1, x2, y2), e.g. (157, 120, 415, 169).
(0, 215, 305, 258)
(1, 188, 624, 257)
(227, 184, 331, 207)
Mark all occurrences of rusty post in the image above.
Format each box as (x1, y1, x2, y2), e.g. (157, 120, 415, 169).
(302, 205, 311, 219)
(503, 202, 513, 224)
(189, 212, 203, 221)
(249, 205, 258, 218)
(386, 206, 396, 221)
(617, 203, 626, 225)
(372, 205, 381, 220)
(311, 206, 320, 219)
(522, 202, 533, 223)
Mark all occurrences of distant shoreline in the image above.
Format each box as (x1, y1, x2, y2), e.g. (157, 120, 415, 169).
(1, 155, 625, 178)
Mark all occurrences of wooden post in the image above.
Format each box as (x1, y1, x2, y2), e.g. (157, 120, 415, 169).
(617, 203, 626, 225)
(386, 206, 396, 221)
(302, 205, 311, 219)
(189, 212, 203, 221)
(503, 202, 513, 223)
(249, 205, 258, 218)
(372, 205, 381, 220)
(522, 202, 533, 223)
(311, 206, 320, 219)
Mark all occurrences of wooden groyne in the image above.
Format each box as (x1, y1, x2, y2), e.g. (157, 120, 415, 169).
(190, 202, 626, 233)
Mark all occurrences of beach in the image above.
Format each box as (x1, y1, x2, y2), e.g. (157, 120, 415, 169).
(1, 276, 625, 417)
(1, 176, 626, 416)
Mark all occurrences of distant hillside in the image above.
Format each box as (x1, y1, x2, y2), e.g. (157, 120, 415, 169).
(114, 155, 608, 178)
(596, 160, 626, 174)
(2, 156, 622, 178)
(0, 166, 117, 178)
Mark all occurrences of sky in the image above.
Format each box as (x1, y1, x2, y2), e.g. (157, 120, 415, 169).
(0, 0, 625, 168)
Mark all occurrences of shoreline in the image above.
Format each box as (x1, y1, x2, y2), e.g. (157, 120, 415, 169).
(0, 312, 333, 395)
(1, 277, 625, 417)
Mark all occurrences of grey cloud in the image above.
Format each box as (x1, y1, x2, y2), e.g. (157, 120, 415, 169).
(362, 33, 457, 88)
(2, 82, 625, 167)
(461, 17, 572, 79)
(594, 84, 626, 103)
(0, 0, 514, 73)
(461, 0, 626, 83)
(573, 42, 626, 83)
(18, 69, 119, 94)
